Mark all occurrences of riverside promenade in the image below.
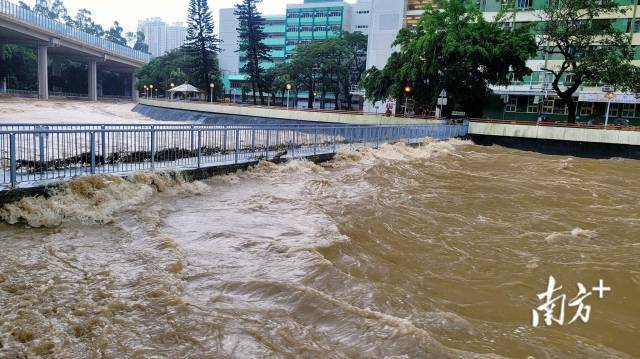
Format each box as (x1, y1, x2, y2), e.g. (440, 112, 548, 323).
(137, 99, 445, 126)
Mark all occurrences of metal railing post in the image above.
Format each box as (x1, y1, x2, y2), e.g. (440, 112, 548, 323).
(314, 128, 318, 156)
(150, 126, 156, 169)
(9, 133, 16, 187)
(197, 129, 202, 168)
(223, 125, 228, 152)
(251, 128, 256, 152)
(190, 125, 195, 154)
(90, 131, 96, 174)
(38, 125, 45, 165)
(100, 125, 106, 164)
(265, 129, 270, 160)
(292, 130, 297, 159)
(333, 127, 337, 153)
(234, 128, 240, 164)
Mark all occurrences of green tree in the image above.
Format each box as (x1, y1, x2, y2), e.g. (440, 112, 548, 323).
(73, 8, 104, 36)
(234, 0, 271, 105)
(362, 0, 536, 117)
(0, 45, 37, 91)
(105, 21, 127, 46)
(183, 0, 220, 99)
(538, 0, 638, 123)
(136, 49, 191, 93)
(126, 31, 150, 53)
(340, 31, 367, 109)
(266, 63, 294, 106)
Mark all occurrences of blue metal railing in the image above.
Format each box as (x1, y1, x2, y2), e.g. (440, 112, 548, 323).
(0, 0, 150, 63)
(0, 122, 469, 188)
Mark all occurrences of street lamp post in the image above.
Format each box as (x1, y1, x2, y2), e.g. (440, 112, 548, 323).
(404, 85, 412, 118)
(604, 91, 615, 128)
(150, 84, 154, 100)
(144, 85, 148, 98)
(210, 83, 215, 103)
(169, 83, 175, 101)
(286, 83, 292, 110)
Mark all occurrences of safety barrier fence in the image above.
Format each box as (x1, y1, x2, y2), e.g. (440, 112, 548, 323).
(0, 0, 150, 63)
(0, 122, 468, 188)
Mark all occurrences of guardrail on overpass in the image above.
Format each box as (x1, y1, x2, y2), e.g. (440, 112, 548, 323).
(0, 0, 150, 63)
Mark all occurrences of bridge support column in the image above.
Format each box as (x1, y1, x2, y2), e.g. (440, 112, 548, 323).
(88, 60, 97, 101)
(132, 73, 139, 102)
(37, 46, 48, 100)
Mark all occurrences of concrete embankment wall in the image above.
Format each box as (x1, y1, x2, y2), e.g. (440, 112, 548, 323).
(134, 104, 330, 126)
(469, 122, 640, 159)
(138, 99, 443, 125)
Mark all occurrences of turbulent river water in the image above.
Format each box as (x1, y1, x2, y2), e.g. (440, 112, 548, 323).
(0, 139, 638, 358)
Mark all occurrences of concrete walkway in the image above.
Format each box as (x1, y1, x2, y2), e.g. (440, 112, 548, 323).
(139, 99, 444, 126)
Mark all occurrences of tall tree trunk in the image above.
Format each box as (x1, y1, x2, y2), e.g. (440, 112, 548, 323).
(251, 74, 257, 105)
(307, 90, 314, 109)
(565, 96, 577, 124)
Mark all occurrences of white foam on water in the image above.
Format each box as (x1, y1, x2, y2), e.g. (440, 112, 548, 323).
(0, 172, 209, 227)
(545, 227, 598, 241)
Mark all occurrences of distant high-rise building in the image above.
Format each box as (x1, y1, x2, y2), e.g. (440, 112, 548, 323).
(138, 18, 186, 57)
(167, 22, 187, 52)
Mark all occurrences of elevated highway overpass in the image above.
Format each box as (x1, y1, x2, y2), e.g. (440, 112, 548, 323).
(0, 0, 149, 101)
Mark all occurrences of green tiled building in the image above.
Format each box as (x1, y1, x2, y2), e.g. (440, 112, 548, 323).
(219, 0, 371, 107)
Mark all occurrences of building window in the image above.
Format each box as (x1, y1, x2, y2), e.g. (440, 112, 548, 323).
(356, 10, 370, 14)
(505, 97, 517, 112)
(609, 103, 620, 117)
(328, 11, 342, 17)
(329, 25, 341, 31)
(287, 26, 298, 32)
(300, 26, 313, 32)
(301, 12, 313, 18)
(315, 11, 326, 17)
(287, 13, 299, 18)
(542, 99, 554, 113)
(564, 74, 575, 86)
(579, 102, 594, 116)
(527, 96, 539, 113)
(516, 0, 532, 9)
(356, 25, 369, 29)
(622, 103, 635, 117)
(313, 26, 326, 31)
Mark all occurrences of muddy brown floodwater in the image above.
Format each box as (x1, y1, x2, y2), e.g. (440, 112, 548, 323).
(0, 139, 638, 358)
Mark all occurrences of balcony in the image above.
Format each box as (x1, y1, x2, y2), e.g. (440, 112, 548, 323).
(264, 38, 285, 46)
(313, 31, 328, 39)
(264, 25, 286, 33)
(268, 50, 285, 58)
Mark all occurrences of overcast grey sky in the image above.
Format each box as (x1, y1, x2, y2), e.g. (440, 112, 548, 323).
(22, 0, 295, 34)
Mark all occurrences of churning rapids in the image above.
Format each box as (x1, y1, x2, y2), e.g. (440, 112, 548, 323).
(0, 139, 638, 358)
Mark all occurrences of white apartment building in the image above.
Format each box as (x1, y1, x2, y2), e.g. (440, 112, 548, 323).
(138, 18, 187, 58)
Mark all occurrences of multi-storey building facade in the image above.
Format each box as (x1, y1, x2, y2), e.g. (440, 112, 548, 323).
(481, 1, 640, 124)
(220, 0, 371, 107)
(363, 0, 640, 122)
(138, 18, 187, 58)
